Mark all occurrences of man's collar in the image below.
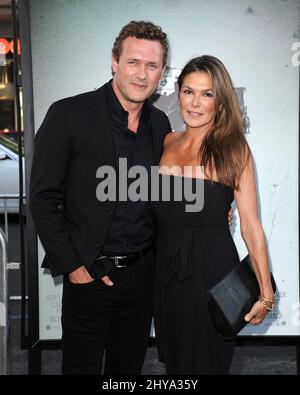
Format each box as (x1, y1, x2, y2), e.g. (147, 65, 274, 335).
(106, 80, 126, 114)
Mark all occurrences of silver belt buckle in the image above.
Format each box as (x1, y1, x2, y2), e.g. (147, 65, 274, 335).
(114, 256, 127, 268)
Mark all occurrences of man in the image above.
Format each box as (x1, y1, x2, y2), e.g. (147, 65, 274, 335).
(30, 21, 171, 375)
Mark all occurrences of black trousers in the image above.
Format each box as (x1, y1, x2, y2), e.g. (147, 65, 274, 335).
(61, 248, 154, 375)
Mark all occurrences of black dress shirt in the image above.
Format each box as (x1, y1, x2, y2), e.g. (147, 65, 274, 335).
(101, 81, 155, 255)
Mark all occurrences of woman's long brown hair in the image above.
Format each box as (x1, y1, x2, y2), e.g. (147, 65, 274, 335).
(177, 55, 250, 189)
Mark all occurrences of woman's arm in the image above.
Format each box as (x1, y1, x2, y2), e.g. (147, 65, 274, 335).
(234, 153, 274, 324)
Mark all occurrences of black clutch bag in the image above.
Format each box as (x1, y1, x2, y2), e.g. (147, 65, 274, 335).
(207, 255, 276, 340)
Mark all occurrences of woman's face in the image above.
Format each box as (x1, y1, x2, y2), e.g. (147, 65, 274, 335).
(179, 71, 217, 132)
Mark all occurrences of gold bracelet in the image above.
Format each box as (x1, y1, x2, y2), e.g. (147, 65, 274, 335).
(258, 294, 274, 311)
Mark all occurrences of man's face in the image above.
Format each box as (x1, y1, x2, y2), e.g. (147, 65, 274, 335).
(112, 37, 165, 106)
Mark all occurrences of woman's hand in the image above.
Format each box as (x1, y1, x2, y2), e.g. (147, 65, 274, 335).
(228, 208, 234, 227)
(244, 298, 273, 325)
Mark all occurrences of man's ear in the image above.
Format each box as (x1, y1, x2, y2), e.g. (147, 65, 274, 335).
(111, 54, 118, 74)
(160, 65, 166, 79)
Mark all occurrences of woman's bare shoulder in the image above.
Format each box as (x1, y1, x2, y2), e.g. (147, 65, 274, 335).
(163, 131, 183, 147)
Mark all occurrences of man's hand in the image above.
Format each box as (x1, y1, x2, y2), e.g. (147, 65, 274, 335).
(228, 207, 234, 227)
(69, 265, 94, 284)
(69, 265, 114, 286)
(101, 275, 114, 286)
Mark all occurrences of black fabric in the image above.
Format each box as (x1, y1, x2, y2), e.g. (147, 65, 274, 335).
(207, 254, 276, 340)
(61, 248, 155, 375)
(30, 80, 171, 376)
(30, 82, 171, 277)
(102, 82, 155, 255)
(153, 175, 237, 375)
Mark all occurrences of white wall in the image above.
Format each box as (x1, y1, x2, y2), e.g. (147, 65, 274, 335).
(28, 0, 300, 339)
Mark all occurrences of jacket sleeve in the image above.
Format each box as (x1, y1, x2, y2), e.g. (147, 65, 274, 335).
(30, 101, 82, 276)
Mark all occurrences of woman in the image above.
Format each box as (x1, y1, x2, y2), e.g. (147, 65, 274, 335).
(153, 55, 275, 375)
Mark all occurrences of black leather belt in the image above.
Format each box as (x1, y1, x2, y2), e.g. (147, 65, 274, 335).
(96, 244, 153, 268)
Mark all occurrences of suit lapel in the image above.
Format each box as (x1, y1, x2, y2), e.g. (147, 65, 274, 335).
(91, 85, 117, 169)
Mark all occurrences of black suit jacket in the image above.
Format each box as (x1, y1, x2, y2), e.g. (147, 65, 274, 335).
(30, 82, 171, 277)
